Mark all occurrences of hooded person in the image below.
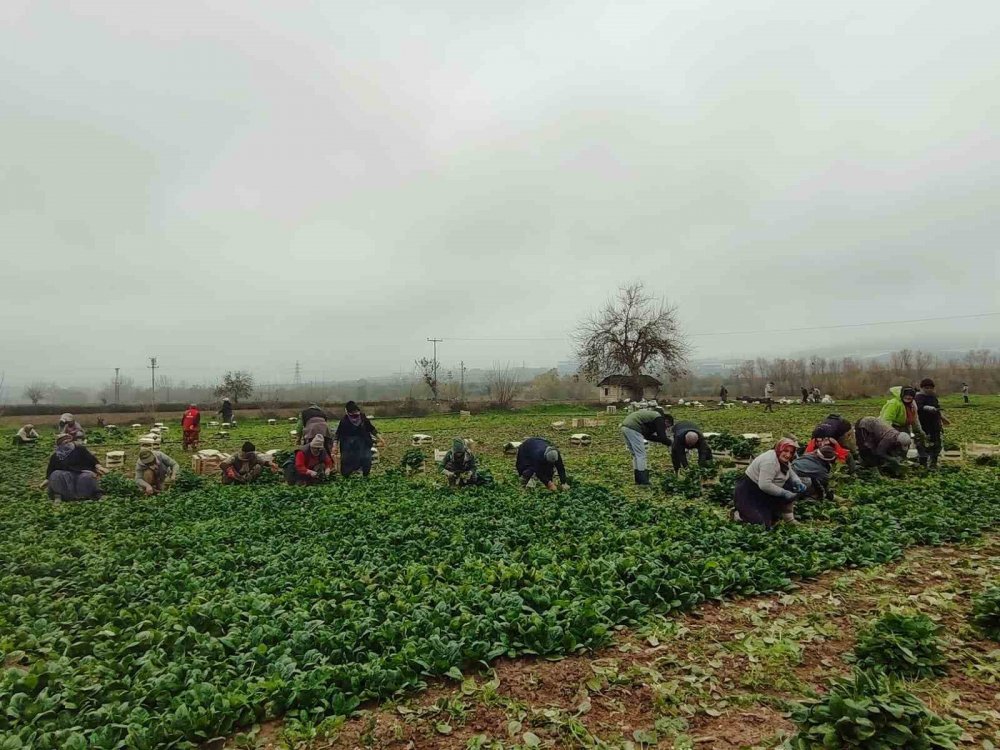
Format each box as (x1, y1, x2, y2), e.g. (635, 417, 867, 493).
(515, 437, 568, 491)
(181, 404, 201, 451)
(879, 386, 925, 456)
(914, 378, 949, 469)
(791, 444, 838, 500)
(854, 417, 910, 470)
(134, 447, 179, 496)
(300, 403, 334, 453)
(221, 441, 274, 484)
(620, 408, 672, 485)
(442, 438, 478, 486)
(58, 413, 85, 442)
(334, 401, 378, 477)
(670, 421, 713, 472)
(217, 398, 234, 424)
(13, 424, 39, 445)
(806, 414, 857, 471)
(289, 433, 334, 484)
(45, 433, 103, 501)
(732, 437, 807, 528)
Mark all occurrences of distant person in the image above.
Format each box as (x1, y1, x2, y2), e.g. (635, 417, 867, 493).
(300, 403, 333, 453)
(812, 386, 822, 403)
(45, 433, 104, 501)
(915, 378, 950, 470)
(620, 408, 672, 486)
(181, 404, 201, 451)
(217, 398, 234, 424)
(670, 420, 713, 472)
(719, 384, 729, 403)
(800, 387, 809, 404)
(58, 413, 85, 442)
(134, 448, 179, 496)
(13, 424, 39, 446)
(288, 434, 334, 485)
(764, 382, 775, 412)
(515, 437, 569, 491)
(962, 382, 969, 404)
(791, 444, 838, 500)
(854, 417, 910, 470)
(441, 438, 479, 487)
(221, 441, 275, 484)
(732, 438, 807, 528)
(334, 401, 378, 477)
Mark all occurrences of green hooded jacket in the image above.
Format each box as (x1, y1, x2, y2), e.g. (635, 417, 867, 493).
(879, 386, 924, 436)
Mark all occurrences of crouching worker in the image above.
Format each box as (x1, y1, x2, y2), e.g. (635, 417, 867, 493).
(733, 438, 808, 529)
(135, 447, 179, 496)
(442, 438, 478, 486)
(620, 408, 672, 486)
(14, 424, 39, 445)
(221, 441, 275, 484)
(516, 437, 569, 491)
(791, 444, 838, 500)
(45, 433, 105, 501)
(287, 434, 334, 485)
(670, 421, 713, 472)
(854, 417, 910, 471)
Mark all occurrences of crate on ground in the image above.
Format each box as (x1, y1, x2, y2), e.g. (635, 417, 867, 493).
(551, 420, 566, 430)
(139, 434, 161, 448)
(222, 422, 232, 428)
(131, 423, 143, 429)
(433, 449, 448, 462)
(570, 433, 592, 446)
(606, 405, 617, 413)
(192, 449, 228, 475)
(942, 450, 963, 462)
(287, 417, 297, 422)
(209, 421, 219, 426)
(105, 424, 117, 430)
(963, 442, 1000, 457)
(583, 418, 604, 428)
(153, 422, 164, 429)
(105, 450, 125, 468)
(411, 434, 433, 446)
(460, 410, 471, 419)
(215, 431, 229, 438)
(267, 418, 277, 425)
(504, 441, 522, 455)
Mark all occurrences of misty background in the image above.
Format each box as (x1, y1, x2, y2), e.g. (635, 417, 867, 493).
(2, 0, 998, 401)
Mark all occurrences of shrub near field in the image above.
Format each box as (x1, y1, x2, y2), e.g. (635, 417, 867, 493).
(0, 400, 999, 748)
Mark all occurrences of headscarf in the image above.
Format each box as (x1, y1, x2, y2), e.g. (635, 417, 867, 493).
(544, 446, 559, 464)
(897, 432, 912, 450)
(774, 437, 799, 466)
(347, 413, 362, 427)
(60, 412, 74, 423)
(452, 438, 466, 454)
(54, 433, 75, 460)
(684, 431, 700, 448)
(310, 434, 325, 451)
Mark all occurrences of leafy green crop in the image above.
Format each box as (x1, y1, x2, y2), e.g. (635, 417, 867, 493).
(706, 432, 760, 459)
(970, 586, 1000, 641)
(852, 612, 947, 678)
(790, 670, 962, 749)
(401, 448, 425, 473)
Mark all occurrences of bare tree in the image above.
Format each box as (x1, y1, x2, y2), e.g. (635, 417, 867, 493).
(575, 282, 689, 400)
(415, 357, 439, 400)
(23, 383, 45, 406)
(489, 361, 520, 409)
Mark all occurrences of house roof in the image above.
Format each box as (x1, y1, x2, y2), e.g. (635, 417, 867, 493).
(597, 374, 663, 388)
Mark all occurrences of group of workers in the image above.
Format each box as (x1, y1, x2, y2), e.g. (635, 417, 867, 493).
(16, 379, 961, 521)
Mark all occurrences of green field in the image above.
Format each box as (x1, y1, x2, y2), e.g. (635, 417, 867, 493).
(1, 397, 999, 748)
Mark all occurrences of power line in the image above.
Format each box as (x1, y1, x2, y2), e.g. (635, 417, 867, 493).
(148, 357, 158, 416)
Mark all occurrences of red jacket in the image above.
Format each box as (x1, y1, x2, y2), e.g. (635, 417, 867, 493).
(181, 408, 201, 430)
(295, 449, 333, 475)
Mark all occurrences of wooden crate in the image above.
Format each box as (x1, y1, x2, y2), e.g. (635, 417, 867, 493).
(963, 443, 1000, 457)
(504, 441, 522, 455)
(606, 405, 617, 414)
(433, 449, 448, 462)
(551, 421, 566, 430)
(105, 450, 125, 468)
(570, 433, 592, 446)
(460, 410, 471, 419)
(411, 434, 433, 446)
(942, 450, 962, 462)
(267, 418, 277, 425)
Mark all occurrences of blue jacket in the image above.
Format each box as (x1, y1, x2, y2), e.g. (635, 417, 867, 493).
(516, 437, 567, 485)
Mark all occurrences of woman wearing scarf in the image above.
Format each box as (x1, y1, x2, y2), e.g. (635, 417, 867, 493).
(805, 414, 857, 471)
(300, 404, 334, 454)
(289, 434, 335, 484)
(732, 437, 808, 528)
(58, 413, 86, 442)
(45, 433, 103, 501)
(879, 386, 926, 457)
(334, 401, 379, 477)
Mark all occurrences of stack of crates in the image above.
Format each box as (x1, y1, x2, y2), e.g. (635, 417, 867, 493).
(192, 449, 228, 476)
(105, 450, 125, 468)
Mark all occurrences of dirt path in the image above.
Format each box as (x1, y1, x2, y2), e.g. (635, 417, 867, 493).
(222, 534, 1000, 749)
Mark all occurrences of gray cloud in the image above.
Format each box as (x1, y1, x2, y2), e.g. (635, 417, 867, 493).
(2, 0, 998, 389)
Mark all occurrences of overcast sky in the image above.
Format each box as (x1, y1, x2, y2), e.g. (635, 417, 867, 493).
(2, 0, 998, 389)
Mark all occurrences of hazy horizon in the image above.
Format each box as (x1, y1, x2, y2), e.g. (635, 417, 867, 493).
(2, 1, 998, 392)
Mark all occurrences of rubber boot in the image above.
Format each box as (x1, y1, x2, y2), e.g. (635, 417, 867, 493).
(634, 470, 650, 486)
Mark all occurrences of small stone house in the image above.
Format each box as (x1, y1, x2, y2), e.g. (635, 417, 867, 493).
(596, 374, 662, 403)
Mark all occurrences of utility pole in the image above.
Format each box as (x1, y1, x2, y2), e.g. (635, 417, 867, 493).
(148, 357, 158, 417)
(113, 367, 121, 404)
(294, 361, 302, 385)
(460, 360, 466, 400)
(427, 338, 442, 399)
